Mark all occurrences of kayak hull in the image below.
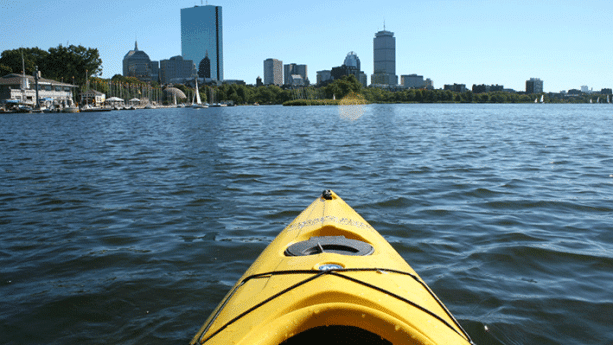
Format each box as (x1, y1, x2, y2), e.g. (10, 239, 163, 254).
(191, 190, 473, 345)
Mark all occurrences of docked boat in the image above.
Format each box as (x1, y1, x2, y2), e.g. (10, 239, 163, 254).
(80, 104, 112, 113)
(62, 106, 79, 113)
(190, 190, 474, 345)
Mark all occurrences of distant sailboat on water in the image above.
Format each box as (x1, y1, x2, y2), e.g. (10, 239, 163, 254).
(192, 78, 208, 109)
(540, 95, 544, 103)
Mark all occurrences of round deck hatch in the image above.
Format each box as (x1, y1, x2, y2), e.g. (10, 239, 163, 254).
(285, 236, 374, 256)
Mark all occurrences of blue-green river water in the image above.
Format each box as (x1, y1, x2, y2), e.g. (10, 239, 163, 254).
(1, 104, 612, 344)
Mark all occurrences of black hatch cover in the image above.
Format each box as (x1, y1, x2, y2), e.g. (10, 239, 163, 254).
(285, 236, 374, 256)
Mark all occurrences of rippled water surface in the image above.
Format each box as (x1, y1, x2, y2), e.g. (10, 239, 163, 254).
(1, 104, 612, 344)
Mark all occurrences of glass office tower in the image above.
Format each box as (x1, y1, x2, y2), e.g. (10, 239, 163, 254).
(371, 29, 397, 86)
(181, 5, 223, 81)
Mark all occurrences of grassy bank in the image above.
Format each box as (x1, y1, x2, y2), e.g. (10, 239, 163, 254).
(283, 99, 341, 106)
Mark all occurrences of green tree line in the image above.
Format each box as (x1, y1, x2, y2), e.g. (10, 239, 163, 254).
(1, 45, 102, 86)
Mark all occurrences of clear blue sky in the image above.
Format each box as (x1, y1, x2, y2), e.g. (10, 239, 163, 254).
(2, 0, 611, 92)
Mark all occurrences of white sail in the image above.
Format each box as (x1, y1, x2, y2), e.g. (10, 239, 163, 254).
(195, 79, 202, 105)
(192, 78, 208, 108)
(540, 95, 544, 103)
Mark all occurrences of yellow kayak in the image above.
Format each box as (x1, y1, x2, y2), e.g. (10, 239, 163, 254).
(191, 190, 474, 345)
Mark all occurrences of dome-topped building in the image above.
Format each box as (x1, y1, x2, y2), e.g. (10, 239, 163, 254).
(343, 51, 361, 71)
(123, 41, 159, 82)
(329, 51, 367, 87)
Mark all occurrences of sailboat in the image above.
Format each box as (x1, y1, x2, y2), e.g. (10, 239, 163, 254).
(540, 95, 544, 103)
(192, 78, 208, 108)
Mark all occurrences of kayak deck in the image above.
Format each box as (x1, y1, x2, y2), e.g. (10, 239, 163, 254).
(191, 190, 474, 345)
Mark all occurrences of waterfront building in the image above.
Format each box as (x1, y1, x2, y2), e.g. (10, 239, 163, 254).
(159, 55, 197, 85)
(425, 78, 434, 90)
(371, 29, 397, 86)
(0, 72, 76, 106)
(316, 70, 332, 86)
(80, 89, 106, 107)
(526, 78, 543, 94)
(444, 84, 467, 93)
(181, 4, 223, 81)
(263, 58, 283, 86)
(401, 74, 425, 89)
(123, 41, 158, 82)
(472, 84, 504, 93)
(284, 63, 308, 85)
(256, 76, 263, 87)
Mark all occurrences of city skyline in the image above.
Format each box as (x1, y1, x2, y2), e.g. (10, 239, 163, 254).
(1, 0, 612, 92)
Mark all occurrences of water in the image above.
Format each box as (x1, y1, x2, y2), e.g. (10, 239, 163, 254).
(1, 104, 612, 344)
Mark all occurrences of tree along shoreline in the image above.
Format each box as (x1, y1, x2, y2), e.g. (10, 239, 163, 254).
(282, 75, 607, 105)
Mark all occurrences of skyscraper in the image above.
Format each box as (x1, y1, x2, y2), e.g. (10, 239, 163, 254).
(371, 29, 397, 86)
(181, 4, 223, 81)
(263, 58, 283, 86)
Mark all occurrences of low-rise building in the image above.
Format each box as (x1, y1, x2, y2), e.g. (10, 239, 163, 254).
(401, 74, 425, 89)
(160, 55, 197, 85)
(472, 84, 505, 93)
(0, 73, 77, 107)
(317, 70, 332, 86)
(80, 89, 106, 107)
(444, 83, 467, 93)
(289, 74, 305, 87)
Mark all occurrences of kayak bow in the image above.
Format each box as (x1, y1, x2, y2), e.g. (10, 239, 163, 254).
(191, 190, 474, 345)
